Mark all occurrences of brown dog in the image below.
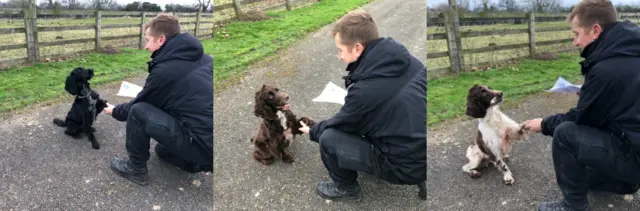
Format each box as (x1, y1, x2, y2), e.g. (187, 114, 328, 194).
(251, 85, 315, 165)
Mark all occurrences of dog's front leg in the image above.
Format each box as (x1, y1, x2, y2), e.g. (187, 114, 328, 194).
(492, 158, 515, 185)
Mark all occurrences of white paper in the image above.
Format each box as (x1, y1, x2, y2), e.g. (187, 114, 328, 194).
(548, 77, 582, 93)
(116, 81, 143, 98)
(312, 81, 347, 105)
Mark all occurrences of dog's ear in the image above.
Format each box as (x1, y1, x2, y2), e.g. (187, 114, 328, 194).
(466, 91, 487, 118)
(64, 74, 77, 95)
(87, 68, 94, 80)
(254, 89, 275, 119)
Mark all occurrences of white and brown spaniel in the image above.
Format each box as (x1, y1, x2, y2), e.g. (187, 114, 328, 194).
(462, 84, 530, 185)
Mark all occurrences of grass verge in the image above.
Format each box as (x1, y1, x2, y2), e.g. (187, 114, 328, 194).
(0, 39, 214, 113)
(427, 53, 583, 126)
(212, 0, 373, 92)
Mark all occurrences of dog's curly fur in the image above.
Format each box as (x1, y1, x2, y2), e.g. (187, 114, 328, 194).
(250, 84, 315, 165)
(462, 84, 530, 185)
(53, 67, 108, 150)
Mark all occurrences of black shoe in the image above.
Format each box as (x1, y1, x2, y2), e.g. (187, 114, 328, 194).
(110, 157, 149, 186)
(315, 181, 361, 201)
(538, 201, 589, 211)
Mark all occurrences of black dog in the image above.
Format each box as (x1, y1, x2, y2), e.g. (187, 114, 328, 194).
(53, 67, 108, 149)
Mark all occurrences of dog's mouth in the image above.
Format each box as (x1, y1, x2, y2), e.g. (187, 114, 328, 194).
(277, 104, 290, 110)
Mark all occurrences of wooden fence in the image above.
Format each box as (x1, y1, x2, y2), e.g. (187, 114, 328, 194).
(427, 12, 575, 78)
(0, 5, 214, 69)
(213, 0, 312, 23)
(427, 11, 640, 78)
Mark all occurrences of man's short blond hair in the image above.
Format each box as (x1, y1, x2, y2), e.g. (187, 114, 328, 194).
(567, 0, 617, 28)
(144, 13, 182, 37)
(331, 10, 380, 47)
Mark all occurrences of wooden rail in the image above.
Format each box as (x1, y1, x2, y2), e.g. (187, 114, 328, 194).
(0, 5, 214, 69)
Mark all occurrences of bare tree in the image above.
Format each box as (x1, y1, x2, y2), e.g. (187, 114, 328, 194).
(522, 0, 562, 12)
(499, 0, 519, 11)
(195, 0, 211, 11)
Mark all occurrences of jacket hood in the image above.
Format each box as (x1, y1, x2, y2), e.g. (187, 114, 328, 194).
(345, 37, 412, 82)
(580, 20, 640, 75)
(149, 33, 204, 69)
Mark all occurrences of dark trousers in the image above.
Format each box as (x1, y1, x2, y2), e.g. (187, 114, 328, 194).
(126, 102, 210, 171)
(316, 128, 399, 189)
(552, 121, 640, 208)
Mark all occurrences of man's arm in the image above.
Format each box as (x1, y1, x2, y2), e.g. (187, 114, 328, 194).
(308, 84, 376, 142)
(111, 73, 170, 122)
(541, 108, 577, 136)
(540, 68, 612, 136)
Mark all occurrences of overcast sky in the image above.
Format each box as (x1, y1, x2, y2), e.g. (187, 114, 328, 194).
(426, 0, 638, 8)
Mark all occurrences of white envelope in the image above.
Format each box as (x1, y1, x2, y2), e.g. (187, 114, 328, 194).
(548, 77, 582, 93)
(312, 81, 347, 105)
(116, 81, 143, 98)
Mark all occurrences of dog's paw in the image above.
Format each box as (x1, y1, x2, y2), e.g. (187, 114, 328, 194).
(503, 175, 515, 185)
(299, 117, 316, 127)
(470, 170, 482, 178)
(282, 154, 295, 164)
(259, 159, 274, 166)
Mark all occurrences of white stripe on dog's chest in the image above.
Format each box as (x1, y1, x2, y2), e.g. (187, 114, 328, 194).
(276, 111, 288, 130)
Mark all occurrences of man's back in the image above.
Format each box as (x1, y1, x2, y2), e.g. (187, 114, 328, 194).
(343, 37, 426, 184)
(143, 33, 214, 157)
(575, 20, 640, 153)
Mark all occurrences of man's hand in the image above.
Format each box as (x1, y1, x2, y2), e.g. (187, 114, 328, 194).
(298, 121, 310, 134)
(522, 118, 543, 133)
(103, 103, 115, 116)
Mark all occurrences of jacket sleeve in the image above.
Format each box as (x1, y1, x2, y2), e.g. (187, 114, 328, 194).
(111, 72, 170, 122)
(309, 84, 377, 142)
(541, 107, 577, 136)
(540, 68, 612, 136)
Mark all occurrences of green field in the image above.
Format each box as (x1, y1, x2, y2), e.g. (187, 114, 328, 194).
(427, 53, 583, 126)
(212, 0, 373, 91)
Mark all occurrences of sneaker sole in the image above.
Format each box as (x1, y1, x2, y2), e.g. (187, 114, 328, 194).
(110, 164, 149, 186)
(315, 189, 362, 202)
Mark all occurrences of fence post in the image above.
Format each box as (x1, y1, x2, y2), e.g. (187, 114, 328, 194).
(23, 0, 39, 63)
(286, 0, 293, 11)
(139, 12, 146, 50)
(528, 12, 536, 58)
(195, 8, 202, 37)
(444, 9, 464, 73)
(232, 0, 242, 17)
(95, 10, 102, 51)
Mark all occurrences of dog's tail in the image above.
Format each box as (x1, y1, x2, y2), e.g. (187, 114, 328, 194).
(53, 118, 67, 127)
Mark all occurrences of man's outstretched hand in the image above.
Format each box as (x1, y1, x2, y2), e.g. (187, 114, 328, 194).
(103, 103, 115, 115)
(298, 117, 316, 134)
(298, 121, 310, 134)
(522, 118, 543, 133)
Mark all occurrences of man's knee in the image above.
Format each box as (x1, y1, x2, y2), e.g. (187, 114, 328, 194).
(127, 102, 156, 122)
(553, 121, 578, 142)
(319, 128, 342, 151)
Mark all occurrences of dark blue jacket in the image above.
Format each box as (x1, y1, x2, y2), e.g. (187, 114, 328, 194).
(309, 37, 426, 184)
(112, 33, 214, 162)
(541, 20, 640, 155)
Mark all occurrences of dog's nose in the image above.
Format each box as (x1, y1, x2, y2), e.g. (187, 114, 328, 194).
(497, 92, 504, 97)
(285, 95, 290, 101)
